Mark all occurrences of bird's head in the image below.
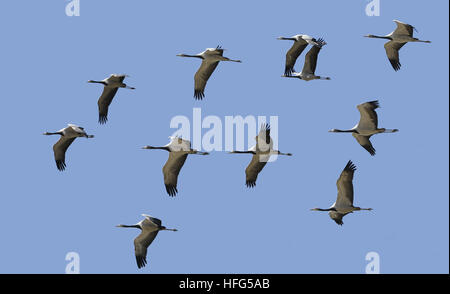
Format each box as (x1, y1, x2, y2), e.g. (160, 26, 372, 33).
(328, 129, 338, 132)
(364, 34, 375, 38)
(310, 208, 320, 211)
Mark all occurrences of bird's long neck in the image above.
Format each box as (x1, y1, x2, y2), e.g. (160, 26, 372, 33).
(88, 80, 107, 85)
(143, 146, 171, 151)
(43, 131, 64, 136)
(278, 37, 296, 41)
(313, 208, 335, 211)
(368, 35, 391, 40)
(229, 151, 256, 154)
(178, 54, 203, 59)
(331, 129, 355, 133)
(117, 224, 141, 229)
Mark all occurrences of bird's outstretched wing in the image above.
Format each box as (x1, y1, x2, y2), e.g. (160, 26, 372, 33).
(328, 211, 351, 226)
(162, 152, 188, 196)
(143, 214, 162, 227)
(53, 137, 76, 171)
(284, 40, 308, 76)
(336, 160, 356, 207)
(98, 87, 119, 124)
(256, 123, 271, 145)
(393, 20, 415, 37)
(356, 100, 379, 130)
(134, 230, 159, 269)
(194, 60, 219, 100)
(245, 154, 268, 188)
(352, 133, 376, 156)
(384, 41, 407, 71)
(301, 38, 326, 75)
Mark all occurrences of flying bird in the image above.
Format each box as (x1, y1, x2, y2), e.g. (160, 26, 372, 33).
(277, 34, 321, 76)
(365, 20, 431, 71)
(177, 46, 241, 100)
(329, 100, 398, 156)
(142, 136, 209, 196)
(88, 74, 135, 124)
(229, 124, 292, 188)
(116, 214, 177, 269)
(311, 160, 372, 225)
(281, 38, 330, 81)
(43, 124, 94, 171)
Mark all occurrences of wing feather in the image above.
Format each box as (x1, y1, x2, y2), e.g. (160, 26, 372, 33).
(301, 39, 326, 75)
(98, 87, 119, 124)
(384, 41, 407, 71)
(352, 133, 376, 156)
(356, 100, 379, 130)
(162, 152, 188, 196)
(194, 60, 219, 100)
(336, 160, 356, 207)
(245, 154, 268, 188)
(284, 40, 308, 76)
(134, 230, 159, 269)
(53, 137, 76, 171)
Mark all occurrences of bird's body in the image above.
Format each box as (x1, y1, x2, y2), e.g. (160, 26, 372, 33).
(365, 20, 431, 71)
(88, 74, 135, 124)
(277, 34, 321, 76)
(229, 124, 292, 188)
(142, 136, 209, 196)
(43, 124, 94, 171)
(329, 100, 398, 156)
(311, 160, 372, 225)
(281, 38, 330, 81)
(177, 46, 241, 100)
(116, 214, 177, 269)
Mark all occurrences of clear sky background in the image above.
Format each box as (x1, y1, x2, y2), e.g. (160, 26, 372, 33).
(0, 0, 448, 274)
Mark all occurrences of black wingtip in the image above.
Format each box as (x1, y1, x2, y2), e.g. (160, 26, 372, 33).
(136, 256, 147, 269)
(56, 160, 66, 171)
(367, 146, 376, 156)
(315, 38, 327, 48)
(260, 123, 270, 132)
(98, 114, 108, 124)
(284, 67, 295, 76)
(246, 181, 256, 188)
(389, 58, 401, 71)
(345, 160, 357, 172)
(368, 100, 380, 109)
(165, 185, 178, 197)
(194, 90, 205, 100)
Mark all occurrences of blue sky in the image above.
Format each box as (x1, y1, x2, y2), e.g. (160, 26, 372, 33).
(0, 0, 448, 274)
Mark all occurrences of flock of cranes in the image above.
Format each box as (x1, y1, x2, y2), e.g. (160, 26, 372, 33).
(42, 19, 430, 269)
